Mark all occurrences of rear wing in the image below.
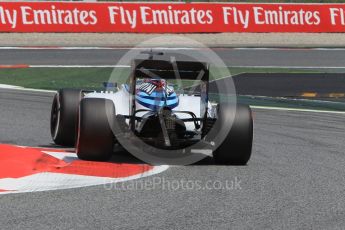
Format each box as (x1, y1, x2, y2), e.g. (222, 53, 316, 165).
(132, 59, 209, 81)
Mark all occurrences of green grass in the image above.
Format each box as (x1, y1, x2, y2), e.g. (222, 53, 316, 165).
(0, 66, 324, 90)
(0, 67, 118, 90)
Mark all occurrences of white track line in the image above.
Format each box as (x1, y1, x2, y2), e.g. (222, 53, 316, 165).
(209, 73, 243, 83)
(232, 47, 345, 51)
(0, 84, 55, 93)
(230, 65, 345, 69)
(1, 64, 342, 69)
(14, 88, 56, 93)
(252, 106, 345, 114)
(0, 46, 344, 51)
(29, 65, 130, 68)
(5, 65, 344, 69)
(0, 47, 197, 50)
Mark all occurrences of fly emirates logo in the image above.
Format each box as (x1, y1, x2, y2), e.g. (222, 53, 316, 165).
(223, 6, 321, 29)
(108, 6, 345, 28)
(108, 6, 213, 29)
(0, 5, 97, 29)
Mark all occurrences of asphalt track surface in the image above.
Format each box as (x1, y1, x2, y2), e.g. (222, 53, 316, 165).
(231, 73, 345, 97)
(2, 48, 345, 67)
(1, 88, 345, 229)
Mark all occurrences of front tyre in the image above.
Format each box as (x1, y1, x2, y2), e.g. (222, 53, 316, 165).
(50, 89, 82, 146)
(76, 98, 115, 161)
(212, 104, 253, 165)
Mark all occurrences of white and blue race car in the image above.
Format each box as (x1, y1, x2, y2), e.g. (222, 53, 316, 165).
(50, 57, 253, 165)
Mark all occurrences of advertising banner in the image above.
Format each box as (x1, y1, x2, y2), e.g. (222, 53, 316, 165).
(0, 2, 345, 33)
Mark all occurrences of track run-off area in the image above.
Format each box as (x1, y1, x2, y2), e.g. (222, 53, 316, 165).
(0, 47, 344, 229)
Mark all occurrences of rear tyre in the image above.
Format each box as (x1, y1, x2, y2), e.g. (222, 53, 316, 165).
(50, 89, 82, 146)
(76, 98, 115, 161)
(213, 104, 253, 165)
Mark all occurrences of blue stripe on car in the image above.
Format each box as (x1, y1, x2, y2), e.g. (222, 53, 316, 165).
(137, 100, 179, 110)
(137, 94, 177, 101)
(136, 96, 178, 106)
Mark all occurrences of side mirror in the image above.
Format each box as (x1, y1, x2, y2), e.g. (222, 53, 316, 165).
(103, 82, 118, 91)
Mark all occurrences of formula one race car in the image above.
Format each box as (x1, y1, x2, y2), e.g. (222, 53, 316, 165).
(50, 56, 253, 165)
